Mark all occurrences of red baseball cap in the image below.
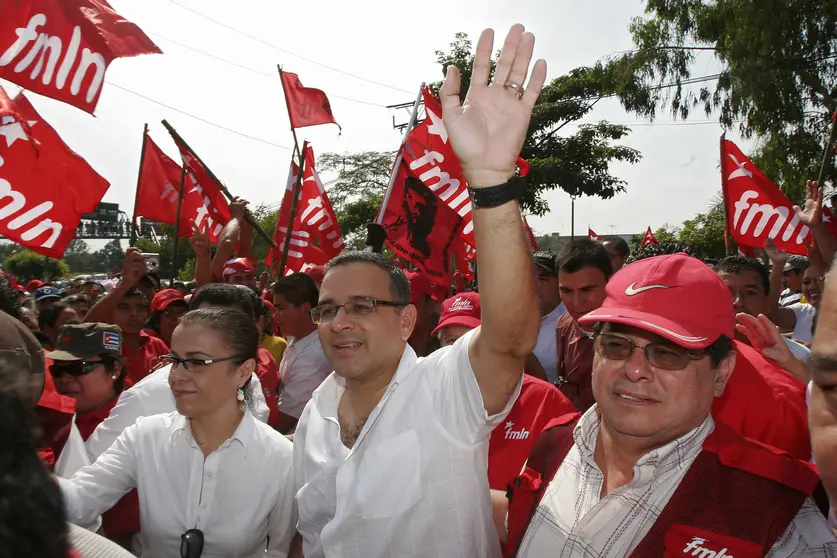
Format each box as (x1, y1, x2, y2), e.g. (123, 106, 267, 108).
(222, 258, 255, 278)
(577, 254, 734, 350)
(151, 289, 186, 312)
(26, 279, 44, 293)
(432, 292, 481, 336)
(406, 270, 446, 303)
(305, 265, 326, 286)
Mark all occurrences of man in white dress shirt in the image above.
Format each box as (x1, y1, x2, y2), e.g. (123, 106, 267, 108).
(293, 24, 546, 558)
(532, 251, 566, 383)
(272, 273, 332, 434)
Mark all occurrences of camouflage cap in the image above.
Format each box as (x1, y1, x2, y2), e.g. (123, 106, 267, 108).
(46, 323, 122, 362)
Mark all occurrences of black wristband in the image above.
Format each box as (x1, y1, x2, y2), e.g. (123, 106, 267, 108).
(467, 176, 527, 209)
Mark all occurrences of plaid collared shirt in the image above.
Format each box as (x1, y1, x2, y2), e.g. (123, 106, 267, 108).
(516, 407, 837, 557)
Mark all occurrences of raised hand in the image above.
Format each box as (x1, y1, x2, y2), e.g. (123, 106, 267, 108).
(121, 248, 147, 288)
(793, 180, 823, 229)
(735, 313, 793, 365)
(764, 238, 789, 266)
(440, 24, 547, 188)
(229, 197, 249, 220)
(190, 219, 211, 258)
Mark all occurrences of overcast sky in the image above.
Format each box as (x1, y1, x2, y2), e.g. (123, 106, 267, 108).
(1, 0, 755, 247)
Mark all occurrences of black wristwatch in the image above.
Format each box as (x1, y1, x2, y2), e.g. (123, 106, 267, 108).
(467, 176, 527, 209)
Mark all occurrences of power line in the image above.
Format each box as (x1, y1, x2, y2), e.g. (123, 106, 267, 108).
(107, 82, 293, 151)
(165, 0, 413, 95)
(149, 32, 388, 108)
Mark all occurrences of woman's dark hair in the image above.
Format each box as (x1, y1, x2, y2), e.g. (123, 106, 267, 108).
(556, 239, 614, 281)
(0, 355, 70, 557)
(37, 301, 72, 331)
(178, 308, 260, 405)
(189, 284, 256, 320)
(100, 355, 127, 393)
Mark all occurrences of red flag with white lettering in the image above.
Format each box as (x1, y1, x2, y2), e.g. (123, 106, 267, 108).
(721, 139, 809, 256)
(641, 226, 658, 248)
(0, 0, 161, 114)
(167, 135, 231, 242)
(588, 228, 600, 241)
(0, 91, 109, 257)
(279, 70, 341, 132)
(134, 133, 182, 225)
(380, 160, 463, 285)
(268, 146, 345, 274)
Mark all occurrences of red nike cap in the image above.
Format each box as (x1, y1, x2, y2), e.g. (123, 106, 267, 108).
(578, 254, 734, 349)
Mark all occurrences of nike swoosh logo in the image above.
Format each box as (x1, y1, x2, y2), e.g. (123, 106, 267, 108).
(625, 282, 674, 296)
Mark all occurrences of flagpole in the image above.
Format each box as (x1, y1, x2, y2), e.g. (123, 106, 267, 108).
(374, 84, 425, 225)
(160, 120, 277, 248)
(720, 132, 732, 256)
(278, 141, 308, 276)
(816, 111, 837, 185)
(170, 164, 187, 280)
(130, 123, 149, 247)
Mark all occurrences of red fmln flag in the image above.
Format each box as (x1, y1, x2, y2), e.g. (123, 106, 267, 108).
(0, 91, 109, 257)
(721, 139, 810, 256)
(268, 147, 345, 274)
(641, 226, 658, 248)
(167, 133, 231, 243)
(134, 133, 182, 225)
(588, 228, 600, 241)
(379, 160, 463, 285)
(523, 216, 539, 251)
(279, 70, 340, 131)
(0, 0, 161, 114)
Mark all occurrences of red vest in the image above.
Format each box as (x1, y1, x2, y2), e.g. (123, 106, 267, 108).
(506, 413, 821, 558)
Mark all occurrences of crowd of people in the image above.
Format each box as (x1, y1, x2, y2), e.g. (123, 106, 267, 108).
(2, 23, 837, 558)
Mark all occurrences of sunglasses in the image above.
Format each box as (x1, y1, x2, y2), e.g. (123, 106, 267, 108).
(594, 333, 707, 371)
(49, 359, 110, 378)
(180, 529, 204, 558)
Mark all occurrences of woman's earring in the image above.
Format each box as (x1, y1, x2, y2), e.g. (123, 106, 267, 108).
(112, 375, 118, 380)
(237, 386, 245, 402)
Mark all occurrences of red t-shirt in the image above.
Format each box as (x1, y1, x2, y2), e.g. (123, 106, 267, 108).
(711, 341, 810, 461)
(75, 396, 141, 538)
(488, 375, 576, 490)
(122, 331, 169, 384)
(257, 347, 281, 428)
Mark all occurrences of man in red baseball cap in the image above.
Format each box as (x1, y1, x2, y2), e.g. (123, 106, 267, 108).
(405, 270, 445, 357)
(504, 254, 834, 557)
(146, 289, 188, 347)
(222, 257, 257, 291)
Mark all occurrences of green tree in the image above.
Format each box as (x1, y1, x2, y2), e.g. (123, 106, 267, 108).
(434, 33, 642, 214)
(677, 207, 727, 260)
(94, 239, 125, 272)
(596, 0, 837, 199)
(63, 239, 96, 273)
(629, 224, 679, 253)
(4, 250, 69, 281)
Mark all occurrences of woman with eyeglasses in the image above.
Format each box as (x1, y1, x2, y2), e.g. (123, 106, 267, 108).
(47, 322, 141, 549)
(57, 307, 297, 558)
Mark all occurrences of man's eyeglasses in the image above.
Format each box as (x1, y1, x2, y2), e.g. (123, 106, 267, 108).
(180, 528, 204, 558)
(50, 359, 109, 378)
(310, 296, 405, 325)
(161, 354, 243, 372)
(594, 333, 707, 371)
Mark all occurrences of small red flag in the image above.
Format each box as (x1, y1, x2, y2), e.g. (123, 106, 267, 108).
(522, 216, 539, 251)
(268, 146, 344, 274)
(0, 0, 161, 114)
(588, 228, 600, 241)
(134, 133, 183, 225)
(279, 70, 340, 131)
(0, 91, 109, 257)
(166, 131, 231, 242)
(641, 226, 658, 248)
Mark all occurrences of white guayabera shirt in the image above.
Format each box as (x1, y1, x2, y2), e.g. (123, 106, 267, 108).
(60, 409, 297, 558)
(294, 329, 521, 558)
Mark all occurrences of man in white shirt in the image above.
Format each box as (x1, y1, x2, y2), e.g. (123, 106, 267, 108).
(532, 251, 566, 383)
(272, 273, 332, 434)
(504, 254, 836, 557)
(293, 24, 546, 558)
(764, 251, 817, 343)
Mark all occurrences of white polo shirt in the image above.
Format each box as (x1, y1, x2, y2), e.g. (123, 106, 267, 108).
(60, 409, 297, 558)
(278, 331, 333, 419)
(86, 364, 269, 461)
(293, 328, 520, 558)
(533, 303, 566, 383)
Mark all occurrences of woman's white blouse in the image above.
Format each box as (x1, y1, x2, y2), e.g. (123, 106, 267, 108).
(59, 409, 296, 558)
